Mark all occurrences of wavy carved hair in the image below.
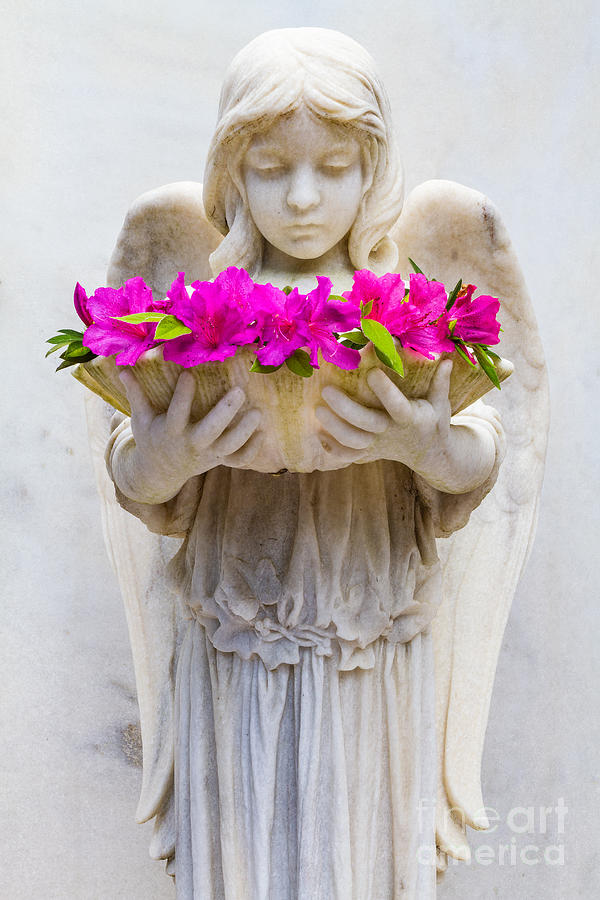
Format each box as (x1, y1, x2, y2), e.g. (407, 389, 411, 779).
(203, 28, 404, 277)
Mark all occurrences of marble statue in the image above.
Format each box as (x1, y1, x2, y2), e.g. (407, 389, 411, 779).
(83, 27, 549, 899)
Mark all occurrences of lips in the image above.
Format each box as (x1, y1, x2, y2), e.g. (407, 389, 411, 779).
(287, 223, 323, 235)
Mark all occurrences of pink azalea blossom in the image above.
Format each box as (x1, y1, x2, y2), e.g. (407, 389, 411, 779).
(302, 276, 361, 369)
(343, 269, 407, 323)
(445, 284, 501, 346)
(344, 269, 454, 359)
(407, 273, 448, 319)
(214, 267, 256, 316)
(162, 278, 258, 366)
(253, 284, 312, 366)
(73, 283, 93, 326)
(254, 278, 360, 369)
(394, 273, 455, 358)
(82, 277, 159, 365)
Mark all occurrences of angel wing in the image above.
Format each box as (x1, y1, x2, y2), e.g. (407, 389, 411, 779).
(85, 181, 222, 863)
(390, 180, 549, 865)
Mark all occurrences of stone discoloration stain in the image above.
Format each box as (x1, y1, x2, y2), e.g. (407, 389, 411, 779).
(482, 203, 497, 247)
(120, 722, 143, 768)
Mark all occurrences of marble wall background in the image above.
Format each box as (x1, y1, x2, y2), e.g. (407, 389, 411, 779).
(2, 1, 598, 896)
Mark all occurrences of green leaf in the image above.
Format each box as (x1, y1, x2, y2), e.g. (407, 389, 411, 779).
(329, 294, 348, 303)
(453, 341, 477, 367)
(337, 330, 369, 347)
(374, 345, 405, 376)
(408, 257, 424, 275)
(46, 334, 74, 346)
(57, 328, 85, 340)
(250, 359, 283, 374)
(445, 278, 463, 311)
(361, 318, 405, 376)
(473, 345, 501, 389)
(113, 312, 166, 323)
(282, 285, 293, 295)
(285, 349, 314, 377)
(361, 299, 373, 316)
(55, 357, 81, 371)
(361, 318, 396, 357)
(482, 347, 501, 361)
(154, 315, 192, 340)
(46, 344, 65, 357)
(60, 341, 90, 360)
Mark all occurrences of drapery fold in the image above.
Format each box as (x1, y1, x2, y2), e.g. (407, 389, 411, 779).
(175, 623, 437, 899)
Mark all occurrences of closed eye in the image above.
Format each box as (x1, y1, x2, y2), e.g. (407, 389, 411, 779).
(251, 164, 287, 177)
(321, 163, 353, 175)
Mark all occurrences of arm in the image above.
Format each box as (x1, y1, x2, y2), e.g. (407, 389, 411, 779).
(105, 413, 205, 536)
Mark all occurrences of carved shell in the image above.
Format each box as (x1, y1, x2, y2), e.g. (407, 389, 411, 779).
(73, 345, 512, 473)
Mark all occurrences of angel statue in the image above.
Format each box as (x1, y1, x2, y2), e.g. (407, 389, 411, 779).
(83, 27, 549, 899)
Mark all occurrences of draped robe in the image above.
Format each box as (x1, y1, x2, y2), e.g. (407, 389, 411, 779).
(106, 402, 504, 899)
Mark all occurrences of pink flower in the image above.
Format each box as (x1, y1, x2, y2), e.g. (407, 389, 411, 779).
(303, 277, 361, 369)
(445, 284, 501, 346)
(214, 267, 256, 316)
(343, 269, 406, 325)
(344, 270, 454, 359)
(161, 278, 257, 366)
(253, 284, 312, 366)
(407, 273, 448, 319)
(393, 274, 455, 358)
(254, 278, 361, 369)
(394, 315, 455, 358)
(82, 277, 159, 365)
(73, 283, 93, 326)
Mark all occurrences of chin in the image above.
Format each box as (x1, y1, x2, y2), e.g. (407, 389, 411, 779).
(274, 238, 336, 261)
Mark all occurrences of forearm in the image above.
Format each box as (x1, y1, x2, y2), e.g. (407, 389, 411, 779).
(105, 414, 203, 534)
(413, 403, 505, 537)
(106, 415, 192, 504)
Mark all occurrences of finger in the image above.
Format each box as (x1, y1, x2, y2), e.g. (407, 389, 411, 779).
(190, 387, 246, 447)
(366, 368, 413, 427)
(212, 409, 262, 458)
(321, 386, 389, 434)
(318, 433, 367, 466)
(119, 369, 154, 429)
(166, 372, 196, 434)
(427, 359, 453, 410)
(223, 430, 263, 468)
(315, 406, 374, 450)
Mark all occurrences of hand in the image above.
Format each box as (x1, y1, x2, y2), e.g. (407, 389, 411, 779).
(315, 384, 390, 468)
(365, 360, 453, 472)
(316, 360, 496, 491)
(315, 359, 452, 474)
(115, 370, 262, 502)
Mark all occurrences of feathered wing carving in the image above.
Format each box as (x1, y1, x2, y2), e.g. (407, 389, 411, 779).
(107, 181, 222, 293)
(390, 180, 549, 864)
(85, 182, 222, 860)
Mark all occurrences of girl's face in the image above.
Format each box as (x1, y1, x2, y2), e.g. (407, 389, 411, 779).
(242, 106, 370, 263)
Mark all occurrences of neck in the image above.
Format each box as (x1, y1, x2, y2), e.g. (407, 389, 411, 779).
(258, 239, 355, 292)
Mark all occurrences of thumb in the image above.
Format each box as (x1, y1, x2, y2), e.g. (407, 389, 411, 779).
(427, 359, 452, 411)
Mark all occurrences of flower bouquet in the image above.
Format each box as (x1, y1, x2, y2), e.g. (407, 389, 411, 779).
(48, 263, 512, 472)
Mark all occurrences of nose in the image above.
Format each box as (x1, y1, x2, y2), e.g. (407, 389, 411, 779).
(286, 163, 320, 213)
